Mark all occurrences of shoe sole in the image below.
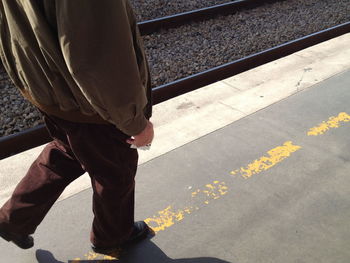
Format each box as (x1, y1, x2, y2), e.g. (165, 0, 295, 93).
(0, 228, 12, 242)
(0, 228, 34, 249)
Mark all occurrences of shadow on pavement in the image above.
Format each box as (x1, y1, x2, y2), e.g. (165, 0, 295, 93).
(36, 239, 232, 263)
(116, 240, 232, 263)
(36, 249, 64, 263)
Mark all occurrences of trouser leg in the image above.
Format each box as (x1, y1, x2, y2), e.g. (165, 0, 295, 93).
(89, 158, 137, 248)
(60, 121, 138, 247)
(0, 114, 138, 246)
(0, 117, 85, 235)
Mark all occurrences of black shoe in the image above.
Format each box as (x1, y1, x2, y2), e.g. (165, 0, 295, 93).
(121, 221, 151, 247)
(0, 224, 34, 249)
(91, 221, 150, 254)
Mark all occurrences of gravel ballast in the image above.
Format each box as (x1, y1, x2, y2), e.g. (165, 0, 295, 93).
(130, 0, 233, 21)
(145, 0, 349, 87)
(0, 0, 349, 137)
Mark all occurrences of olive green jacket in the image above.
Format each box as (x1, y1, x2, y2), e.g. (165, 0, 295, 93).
(0, 0, 152, 135)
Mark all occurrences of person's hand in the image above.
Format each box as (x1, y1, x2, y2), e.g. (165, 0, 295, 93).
(126, 120, 154, 147)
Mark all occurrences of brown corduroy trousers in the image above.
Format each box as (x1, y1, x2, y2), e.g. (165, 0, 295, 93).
(0, 114, 138, 247)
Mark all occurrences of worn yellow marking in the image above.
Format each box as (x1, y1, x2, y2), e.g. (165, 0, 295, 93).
(103, 254, 119, 260)
(70, 251, 119, 262)
(191, 189, 200, 197)
(145, 205, 194, 232)
(74, 181, 228, 261)
(231, 141, 301, 178)
(85, 252, 99, 260)
(145, 181, 228, 233)
(73, 111, 347, 261)
(307, 112, 350, 136)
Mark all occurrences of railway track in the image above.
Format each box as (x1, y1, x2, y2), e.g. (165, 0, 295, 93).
(1, 0, 349, 158)
(1, 21, 349, 159)
(138, 0, 281, 35)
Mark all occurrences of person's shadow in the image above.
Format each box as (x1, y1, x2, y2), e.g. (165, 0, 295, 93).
(36, 237, 232, 263)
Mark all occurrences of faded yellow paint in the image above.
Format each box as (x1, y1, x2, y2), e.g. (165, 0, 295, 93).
(85, 252, 99, 260)
(145, 205, 195, 232)
(191, 189, 200, 197)
(202, 182, 228, 198)
(231, 141, 301, 178)
(71, 251, 119, 262)
(103, 253, 120, 260)
(203, 183, 226, 200)
(307, 112, 350, 136)
(218, 185, 228, 195)
(75, 181, 228, 260)
(145, 181, 228, 233)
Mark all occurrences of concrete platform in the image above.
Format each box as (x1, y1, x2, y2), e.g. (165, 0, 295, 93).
(1, 33, 350, 262)
(1, 33, 350, 206)
(1, 70, 350, 261)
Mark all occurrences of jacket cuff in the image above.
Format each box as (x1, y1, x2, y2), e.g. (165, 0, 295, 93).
(121, 114, 148, 136)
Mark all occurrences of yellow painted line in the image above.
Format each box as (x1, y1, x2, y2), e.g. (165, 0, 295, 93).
(307, 112, 350, 136)
(231, 141, 301, 178)
(145, 205, 194, 233)
(71, 181, 228, 261)
(69, 113, 350, 262)
(70, 141, 301, 261)
(145, 181, 228, 233)
(70, 251, 119, 262)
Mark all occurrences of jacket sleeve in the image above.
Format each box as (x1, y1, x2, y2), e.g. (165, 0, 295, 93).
(56, 0, 148, 135)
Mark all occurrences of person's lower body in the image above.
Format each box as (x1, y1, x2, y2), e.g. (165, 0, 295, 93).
(0, 114, 145, 250)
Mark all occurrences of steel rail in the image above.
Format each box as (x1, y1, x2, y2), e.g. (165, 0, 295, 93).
(138, 0, 283, 35)
(153, 22, 350, 104)
(1, 21, 349, 160)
